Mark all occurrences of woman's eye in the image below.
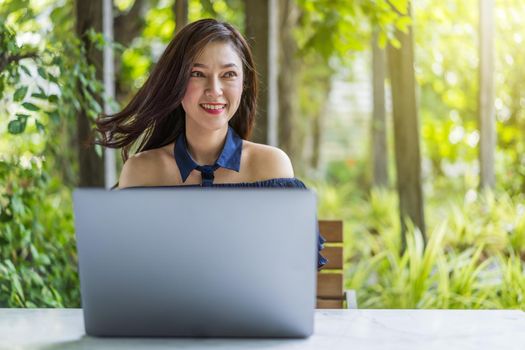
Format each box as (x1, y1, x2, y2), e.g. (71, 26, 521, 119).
(223, 71, 237, 78)
(190, 71, 204, 77)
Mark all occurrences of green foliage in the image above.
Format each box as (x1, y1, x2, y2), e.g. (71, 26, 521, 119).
(191, 0, 244, 29)
(415, 0, 525, 194)
(297, 0, 410, 63)
(0, 14, 105, 136)
(1, 0, 111, 181)
(494, 0, 525, 195)
(325, 159, 370, 189)
(415, 0, 479, 182)
(0, 24, 50, 136)
(0, 0, 110, 307)
(312, 179, 525, 310)
(0, 157, 78, 307)
(498, 252, 525, 308)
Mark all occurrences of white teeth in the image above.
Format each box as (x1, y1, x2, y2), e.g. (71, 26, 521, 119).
(201, 104, 225, 110)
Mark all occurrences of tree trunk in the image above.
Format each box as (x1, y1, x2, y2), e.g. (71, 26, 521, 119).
(245, 0, 279, 145)
(478, 0, 495, 190)
(114, 0, 146, 104)
(371, 29, 389, 188)
(173, 0, 188, 34)
(310, 74, 331, 171)
(114, 0, 145, 48)
(278, 0, 299, 160)
(75, 0, 105, 187)
(310, 107, 322, 171)
(387, 4, 426, 247)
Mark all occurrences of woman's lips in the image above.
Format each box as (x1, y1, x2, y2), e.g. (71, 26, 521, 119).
(200, 103, 226, 115)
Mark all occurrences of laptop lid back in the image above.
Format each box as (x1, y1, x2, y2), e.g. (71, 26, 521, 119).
(73, 188, 317, 338)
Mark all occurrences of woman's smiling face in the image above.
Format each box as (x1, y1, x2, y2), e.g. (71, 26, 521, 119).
(182, 41, 244, 132)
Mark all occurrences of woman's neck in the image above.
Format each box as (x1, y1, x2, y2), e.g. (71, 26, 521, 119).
(185, 122, 228, 165)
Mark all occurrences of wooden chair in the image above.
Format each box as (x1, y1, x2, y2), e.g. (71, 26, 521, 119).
(316, 220, 357, 309)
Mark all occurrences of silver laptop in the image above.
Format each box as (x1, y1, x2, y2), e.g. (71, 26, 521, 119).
(73, 187, 317, 338)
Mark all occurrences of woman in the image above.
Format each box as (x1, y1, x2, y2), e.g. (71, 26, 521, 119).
(95, 19, 326, 268)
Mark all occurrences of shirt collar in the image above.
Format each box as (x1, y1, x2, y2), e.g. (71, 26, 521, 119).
(174, 126, 243, 183)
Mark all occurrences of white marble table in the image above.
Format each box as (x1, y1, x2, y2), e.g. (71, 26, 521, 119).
(1, 308, 524, 350)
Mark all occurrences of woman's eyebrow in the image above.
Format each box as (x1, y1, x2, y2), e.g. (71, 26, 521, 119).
(192, 63, 239, 69)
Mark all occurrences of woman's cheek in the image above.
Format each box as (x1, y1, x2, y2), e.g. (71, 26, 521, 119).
(183, 82, 200, 101)
(232, 81, 243, 99)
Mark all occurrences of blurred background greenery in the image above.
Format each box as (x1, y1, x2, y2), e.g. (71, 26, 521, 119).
(0, 0, 523, 309)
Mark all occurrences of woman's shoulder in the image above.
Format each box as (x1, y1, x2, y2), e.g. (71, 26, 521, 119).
(242, 140, 294, 180)
(118, 144, 176, 188)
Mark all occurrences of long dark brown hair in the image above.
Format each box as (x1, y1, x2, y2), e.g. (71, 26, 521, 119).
(95, 19, 258, 162)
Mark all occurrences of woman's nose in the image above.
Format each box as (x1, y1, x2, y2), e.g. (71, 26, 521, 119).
(205, 77, 223, 97)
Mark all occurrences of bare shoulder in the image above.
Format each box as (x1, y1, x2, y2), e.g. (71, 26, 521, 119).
(118, 145, 174, 188)
(243, 141, 294, 181)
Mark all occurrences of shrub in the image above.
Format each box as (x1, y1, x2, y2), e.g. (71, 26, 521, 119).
(0, 157, 79, 307)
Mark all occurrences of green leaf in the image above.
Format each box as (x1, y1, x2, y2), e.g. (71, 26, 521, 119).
(48, 74, 58, 84)
(31, 92, 48, 100)
(389, 0, 409, 14)
(390, 37, 401, 49)
(88, 79, 102, 92)
(48, 94, 58, 103)
(13, 86, 28, 102)
(25, 301, 37, 308)
(86, 29, 106, 49)
(378, 32, 387, 48)
(94, 144, 103, 158)
(395, 16, 412, 32)
(12, 275, 25, 302)
(35, 119, 45, 133)
(16, 113, 30, 120)
(51, 56, 62, 65)
(37, 67, 47, 79)
(9, 114, 29, 135)
(7, 40, 17, 53)
(22, 102, 39, 111)
(19, 65, 31, 76)
(78, 73, 88, 87)
(8, 120, 25, 134)
(48, 110, 60, 123)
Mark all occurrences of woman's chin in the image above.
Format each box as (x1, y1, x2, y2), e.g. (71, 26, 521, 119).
(190, 118, 231, 133)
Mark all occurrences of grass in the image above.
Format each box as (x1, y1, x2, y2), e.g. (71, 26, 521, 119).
(310, 178, 525, 310)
